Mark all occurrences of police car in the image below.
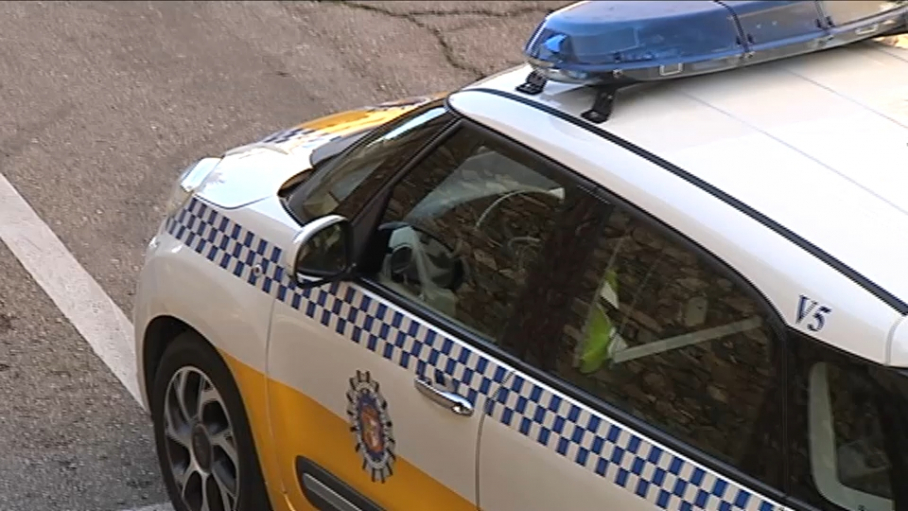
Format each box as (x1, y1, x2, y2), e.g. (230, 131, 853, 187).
(133, 1, 908, 510)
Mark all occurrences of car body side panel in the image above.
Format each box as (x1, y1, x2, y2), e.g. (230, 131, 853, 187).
(134, 208, 277, 405)
(267, 290, 484, 511)
(478, 366, 787, 511)
(145, 193, 489, 510)
(246, 198, 486, 510)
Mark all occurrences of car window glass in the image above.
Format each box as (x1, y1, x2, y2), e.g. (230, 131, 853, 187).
(808, 362, 893, 511)
(503, 204, 785, 488)
(289, 104, 450, 222)
(368, 126, 571, 342)
(789, 330, 903, 511)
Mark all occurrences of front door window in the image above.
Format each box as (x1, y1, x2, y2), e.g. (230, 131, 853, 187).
(360, 124, 578, 344)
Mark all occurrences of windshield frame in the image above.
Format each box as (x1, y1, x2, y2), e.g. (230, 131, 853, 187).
(284, 98, 451, 225)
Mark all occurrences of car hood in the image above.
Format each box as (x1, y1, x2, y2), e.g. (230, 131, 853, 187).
(195, 94, 445, 209)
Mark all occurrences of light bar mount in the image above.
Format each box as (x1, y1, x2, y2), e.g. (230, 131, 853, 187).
(516, 70, 548, 95)
(581, 86, 618, 124)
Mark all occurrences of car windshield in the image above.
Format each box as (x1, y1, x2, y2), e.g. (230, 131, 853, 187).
(287, 100, 450, 223)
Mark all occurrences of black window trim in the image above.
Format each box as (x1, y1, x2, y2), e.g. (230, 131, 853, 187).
(345, 116, 467, 258)
(344, 107, 792, 505)
(457, 87, 908, 316)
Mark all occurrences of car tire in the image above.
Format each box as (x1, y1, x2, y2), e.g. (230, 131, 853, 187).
(150, 331, 272, 511)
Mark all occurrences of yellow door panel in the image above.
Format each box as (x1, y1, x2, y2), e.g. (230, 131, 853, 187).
(222, 346, 474, 511)
(267, 375, 476, 511)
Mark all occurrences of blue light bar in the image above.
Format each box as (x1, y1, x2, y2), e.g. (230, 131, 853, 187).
(523, 0, 908, 86)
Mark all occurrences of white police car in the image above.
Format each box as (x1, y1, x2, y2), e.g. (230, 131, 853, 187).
(133, 1, 908, 510)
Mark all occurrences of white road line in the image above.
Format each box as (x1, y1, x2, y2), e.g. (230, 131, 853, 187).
(0, 173, 141, 403)
(0, 174, 171, 511)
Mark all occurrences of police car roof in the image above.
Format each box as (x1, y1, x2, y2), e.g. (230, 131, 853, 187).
(450, 36, 908, 321)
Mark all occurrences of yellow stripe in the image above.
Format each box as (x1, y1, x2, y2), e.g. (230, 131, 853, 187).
(276, 93, 448, 153)
(219, 350, 294, 510)
(222, 350, 474, 511)
(296, 108, 406, 134)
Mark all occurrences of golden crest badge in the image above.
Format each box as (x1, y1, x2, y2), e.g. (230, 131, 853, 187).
(346, 370, 396, 482)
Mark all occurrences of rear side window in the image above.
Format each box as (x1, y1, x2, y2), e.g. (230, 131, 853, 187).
(789, 331, 908, 511)
(810, 363, 892, 507)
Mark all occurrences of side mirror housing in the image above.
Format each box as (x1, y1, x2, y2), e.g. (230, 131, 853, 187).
(284, 214, 356, 289)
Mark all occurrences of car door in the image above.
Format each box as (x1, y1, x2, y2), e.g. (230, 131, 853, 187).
(263, 101, 480, 511)
(475, 179, 793, 510)
(332, 120, 606, 510)
(264, 105, 584, 510)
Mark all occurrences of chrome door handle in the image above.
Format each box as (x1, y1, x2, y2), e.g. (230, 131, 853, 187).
(414, 377, 474, 417)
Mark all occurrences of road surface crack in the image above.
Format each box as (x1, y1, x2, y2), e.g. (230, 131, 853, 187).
(0, 312, 14, 334)
(326, 0, 558, 80)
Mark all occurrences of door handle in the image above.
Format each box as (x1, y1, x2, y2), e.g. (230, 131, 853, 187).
(414, 377, 474, 417)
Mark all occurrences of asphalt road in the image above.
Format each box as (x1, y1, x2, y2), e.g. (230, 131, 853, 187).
(0, 1, 570, 509)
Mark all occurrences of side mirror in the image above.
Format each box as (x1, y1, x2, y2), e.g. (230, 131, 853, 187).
(284, 214, 356, 289)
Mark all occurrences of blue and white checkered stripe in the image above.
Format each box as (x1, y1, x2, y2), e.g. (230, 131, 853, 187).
(164, 198, 283, 287)
(488, 375, 778, 511)
(274, 281, 511, 406)
(165, 198, 510, 405)
(165, 197, 781, 511)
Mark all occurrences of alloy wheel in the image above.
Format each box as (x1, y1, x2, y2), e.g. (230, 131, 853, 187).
(162, 366, 240, 511)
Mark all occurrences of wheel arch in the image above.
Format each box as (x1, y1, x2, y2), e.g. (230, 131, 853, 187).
(142, 314, 205, 410)
(144, 314, 281, 511)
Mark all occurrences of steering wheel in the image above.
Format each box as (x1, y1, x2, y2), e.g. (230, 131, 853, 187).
(474, 188, 561, 260)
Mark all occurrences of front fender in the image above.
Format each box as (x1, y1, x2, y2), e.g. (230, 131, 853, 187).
(133, 223, 276, 409)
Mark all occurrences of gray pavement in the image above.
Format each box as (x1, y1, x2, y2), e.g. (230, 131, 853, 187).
(0, 1, 569, 509)
(0, 241, 163, 510)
